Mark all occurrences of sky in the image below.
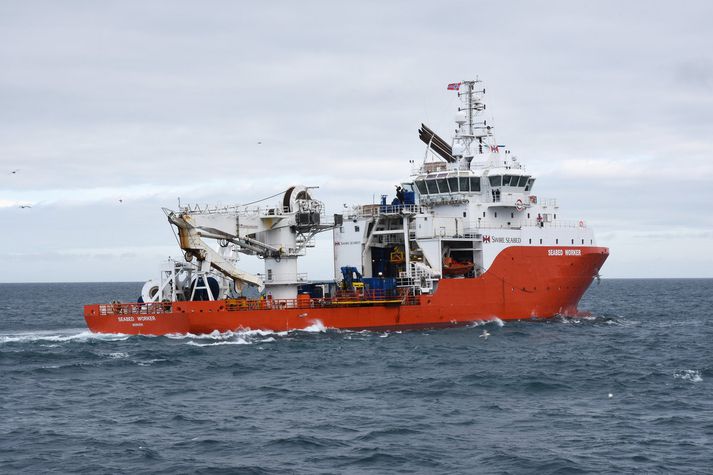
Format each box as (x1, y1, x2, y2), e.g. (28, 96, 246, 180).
(1, 0, 712, 282)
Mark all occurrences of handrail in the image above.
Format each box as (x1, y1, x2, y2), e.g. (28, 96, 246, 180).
(95, 290, 420, 316)
(98, 301, 172, 316)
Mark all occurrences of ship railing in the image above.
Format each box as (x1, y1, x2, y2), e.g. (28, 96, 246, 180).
(358, 203, 422, 217)
(468, 219, 586, 230)
(257, 272, 309, 283)
(180, 202, 328, 218)
(98, 301, 173, 316)
(223, 289, 420, 311)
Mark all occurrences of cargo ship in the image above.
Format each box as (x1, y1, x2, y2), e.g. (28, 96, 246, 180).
(84, 79, 608, 335)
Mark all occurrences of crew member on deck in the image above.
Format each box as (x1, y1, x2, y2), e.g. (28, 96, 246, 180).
(395, 185, 405, 204)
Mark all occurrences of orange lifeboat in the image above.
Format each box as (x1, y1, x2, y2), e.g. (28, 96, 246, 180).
(442, 256, 474, 277)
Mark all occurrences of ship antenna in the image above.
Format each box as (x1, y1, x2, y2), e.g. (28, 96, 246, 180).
(466, 80, 474, 137)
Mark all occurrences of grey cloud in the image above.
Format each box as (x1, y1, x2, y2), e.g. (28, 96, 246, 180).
(1, 0, 712, 280)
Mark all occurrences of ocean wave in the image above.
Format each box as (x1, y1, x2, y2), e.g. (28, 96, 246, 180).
(0, 329, 130, 344)
(466, 317, 505, 328)
(186, 339, 251, 347)
(673, 369, 703, 383)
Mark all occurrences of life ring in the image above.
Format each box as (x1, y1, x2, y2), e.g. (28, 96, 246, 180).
(515, 199, 524, 211)
(578, 220, 585, 228)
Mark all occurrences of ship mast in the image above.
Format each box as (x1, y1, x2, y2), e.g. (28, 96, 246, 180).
(454, 78, 492, 162)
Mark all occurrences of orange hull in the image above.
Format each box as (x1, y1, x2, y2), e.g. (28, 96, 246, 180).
(84, 246, 608, 335)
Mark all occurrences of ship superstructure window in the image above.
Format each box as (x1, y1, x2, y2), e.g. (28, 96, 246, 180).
(426, 180, 439, 194)
(415, 180, 427, 194)
(448, 177, 459, 192)
(470, 177, 481, 192)
(459, 177, 470, 192)
(525, 178, 535, 191)
(436, 178, 449, 194)
(489, 175, 502, 187)
(518, 176, 530, 187)
(355, 225, 360, 232)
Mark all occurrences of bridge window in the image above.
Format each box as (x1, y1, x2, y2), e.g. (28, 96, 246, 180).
(426, 179, 439, 194)
(518, 175, 529, 187)
(525, 178, 535, 191)
(501, 175, 511, 186)
(448, 177, 459, 192)
(436, 178, 450, 194)
(470, 177, 481, 192)
(415, 180, 427, 194)
(489, 175, 502, 187)
(459, 177, 470, 192)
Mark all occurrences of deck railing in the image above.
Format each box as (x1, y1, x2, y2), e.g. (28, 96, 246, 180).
(224, 290, 420, 312)
(95, 290, 420, 316)
(97, 301, 173, 316)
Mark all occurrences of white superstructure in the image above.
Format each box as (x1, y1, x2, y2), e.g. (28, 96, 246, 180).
(333, 79, 597, 289)
(140, 78, 600, 304)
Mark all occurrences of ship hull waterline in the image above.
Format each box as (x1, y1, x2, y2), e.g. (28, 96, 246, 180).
(84, 246, 608, 335)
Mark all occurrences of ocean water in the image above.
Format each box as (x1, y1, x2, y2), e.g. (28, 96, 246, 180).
(1, 279, 712, 474)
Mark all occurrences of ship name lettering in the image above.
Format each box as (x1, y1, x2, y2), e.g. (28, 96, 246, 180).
(118, 316, 135, 322)
(548, 249, 564, 256)
(489, 237, 521, 244)
(137, 316, 156, 321)
(335, 241, 360, 246)
(565, 249, 582, 256)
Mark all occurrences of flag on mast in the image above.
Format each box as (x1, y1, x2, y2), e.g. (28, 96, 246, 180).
(447, 82, 461, 91)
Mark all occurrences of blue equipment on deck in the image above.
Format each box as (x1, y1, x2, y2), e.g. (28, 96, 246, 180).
(340, 266, 363, 289)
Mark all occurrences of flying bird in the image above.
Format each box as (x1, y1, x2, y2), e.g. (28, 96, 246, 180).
(479, 329, 490, 340)
(10, 169, 19, 174)
(19, 205, 31, 209)
(118, 199, 123, 203)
